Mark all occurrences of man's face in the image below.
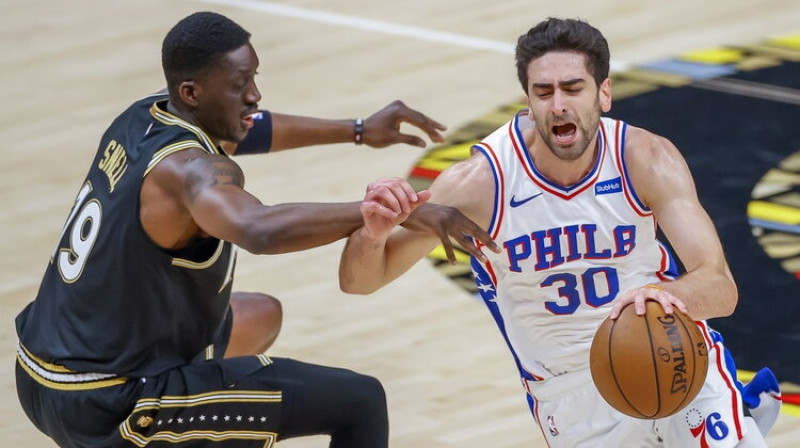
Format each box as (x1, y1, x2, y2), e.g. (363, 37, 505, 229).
(193, 42, 261, 143)
(525, 50, 611, 160)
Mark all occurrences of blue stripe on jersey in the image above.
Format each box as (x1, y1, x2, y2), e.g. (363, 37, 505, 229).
(618, 123, 649, 211)
(470, 257, 537, 383)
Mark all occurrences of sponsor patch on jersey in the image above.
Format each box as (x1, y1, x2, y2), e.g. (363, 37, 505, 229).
(595, 177, 622, 195)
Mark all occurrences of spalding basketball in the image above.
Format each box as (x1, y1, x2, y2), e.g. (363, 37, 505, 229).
(589, 300, 709, 419)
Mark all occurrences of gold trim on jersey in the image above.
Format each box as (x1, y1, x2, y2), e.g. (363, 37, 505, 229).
(17, 343, 128, 390)
(171, 240, 226, 269)
(149, 102, 222, 155)
(144, 140, 206, 177)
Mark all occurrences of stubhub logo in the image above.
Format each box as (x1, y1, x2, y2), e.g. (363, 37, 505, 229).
(595, 177, 622, 195)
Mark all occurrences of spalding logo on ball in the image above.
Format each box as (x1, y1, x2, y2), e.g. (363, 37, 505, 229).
(590, 300, 709, 419)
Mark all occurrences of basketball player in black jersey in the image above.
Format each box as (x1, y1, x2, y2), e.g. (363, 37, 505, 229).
(15, 11, 494, 448)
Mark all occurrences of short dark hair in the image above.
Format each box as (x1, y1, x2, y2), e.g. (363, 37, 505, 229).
(161, 11, 252, 95)
(515, 18, 610, 91)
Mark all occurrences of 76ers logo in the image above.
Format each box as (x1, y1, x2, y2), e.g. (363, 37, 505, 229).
(685, 409, 730, 447)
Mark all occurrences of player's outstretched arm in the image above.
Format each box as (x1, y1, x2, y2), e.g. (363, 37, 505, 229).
(339, 154, 499, 294)
(144, 149, 422, 255)
(225, 100, 447, 154)
(610, 127, 737, 321)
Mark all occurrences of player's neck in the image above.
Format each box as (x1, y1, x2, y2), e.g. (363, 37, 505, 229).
(164, 100, 222, 146)
(530, 138, 599, 187)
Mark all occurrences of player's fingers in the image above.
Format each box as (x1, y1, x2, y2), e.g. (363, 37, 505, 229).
(469, 226, 500, 254)
(633, 293, 649, 316)
(392, 132, 427, 148)
(440, 237, 457, 265)
(610, 289, 635, 319)
(368, 183, 408, 214)
(415, 189, 432, 204)
(673, 299, 689, 315)
(361, 201, 399, 219)
(394, 178, 418, 203)
(384, 182, 415, 213)
(455, 234, 486, 263)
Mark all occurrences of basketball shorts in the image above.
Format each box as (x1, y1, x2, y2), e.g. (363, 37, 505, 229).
(16, 309, 387, 447)
(523, 323, 748, 448)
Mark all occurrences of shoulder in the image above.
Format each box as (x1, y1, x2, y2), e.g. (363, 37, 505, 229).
(623, 124, 687, 171)
(146, 147, 244, 193)
(621, 124, 694, 208)
(429, 153, 494, 228)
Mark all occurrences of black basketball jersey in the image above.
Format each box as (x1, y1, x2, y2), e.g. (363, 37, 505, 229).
(16, 93, 236, 377)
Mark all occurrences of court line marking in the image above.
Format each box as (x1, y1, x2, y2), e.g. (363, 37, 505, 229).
(195, 0, 629, 72)
(692, 77, 800, 105)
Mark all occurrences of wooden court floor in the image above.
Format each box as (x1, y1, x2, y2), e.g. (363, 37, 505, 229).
(2, 0, 798, 446)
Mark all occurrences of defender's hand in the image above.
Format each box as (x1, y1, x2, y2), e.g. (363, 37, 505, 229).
(403, 203, 500, 264)
(361, 178, 430, 240)
(363, 100, 447, 148)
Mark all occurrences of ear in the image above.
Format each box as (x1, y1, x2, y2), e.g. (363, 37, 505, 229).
(177, 81, 201, 107)
(599, 78, 612, 113)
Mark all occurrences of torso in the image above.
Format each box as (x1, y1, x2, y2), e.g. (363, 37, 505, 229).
(16, 94, 236, 377)
(469, 112, 678, 380)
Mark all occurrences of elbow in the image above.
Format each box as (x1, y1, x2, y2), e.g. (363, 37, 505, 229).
(338, 280, 376, 296)
(720, 280, 738, 317)
(339, 273, 378, 295)
(234, 224, 284, 255)
(236, 234, 273, 255)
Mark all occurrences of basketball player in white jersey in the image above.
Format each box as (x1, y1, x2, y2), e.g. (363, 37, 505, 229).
(338, 18, 780, 448)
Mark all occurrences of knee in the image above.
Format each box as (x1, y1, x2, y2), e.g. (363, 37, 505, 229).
(253, 293, 283, 328)
(233, 292, 283, 328)
(228, 292, 283, 356)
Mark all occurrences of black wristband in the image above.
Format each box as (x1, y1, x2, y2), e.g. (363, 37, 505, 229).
(354, 117, 364, 145)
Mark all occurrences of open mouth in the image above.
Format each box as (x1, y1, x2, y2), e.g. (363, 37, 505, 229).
(552, 123, 577, 144)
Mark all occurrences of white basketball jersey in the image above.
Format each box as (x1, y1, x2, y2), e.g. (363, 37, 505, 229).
(472, 113, 678, 381)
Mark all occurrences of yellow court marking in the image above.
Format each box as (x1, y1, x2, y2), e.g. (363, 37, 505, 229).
(769, 35, 800, 49)
(748, 201, 800, 225)
(429, 245, 472, 265)
(680, 48, 745, 64)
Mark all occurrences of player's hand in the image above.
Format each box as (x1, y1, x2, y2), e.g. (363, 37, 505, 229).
(609, 284, 689, 320)
(360, 178, 430, 240)
(362, 100, 447, 148)
(402, 203, 500, 264)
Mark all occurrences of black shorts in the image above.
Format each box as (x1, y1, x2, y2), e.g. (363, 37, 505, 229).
(17, 311, 387, 447)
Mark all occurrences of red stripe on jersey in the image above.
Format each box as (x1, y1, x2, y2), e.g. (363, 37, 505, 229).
(476, 138, 506, 241)
(612, 121, 651, 217)
(656, 244, 672, 282)
(697, 321, 745, 441)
